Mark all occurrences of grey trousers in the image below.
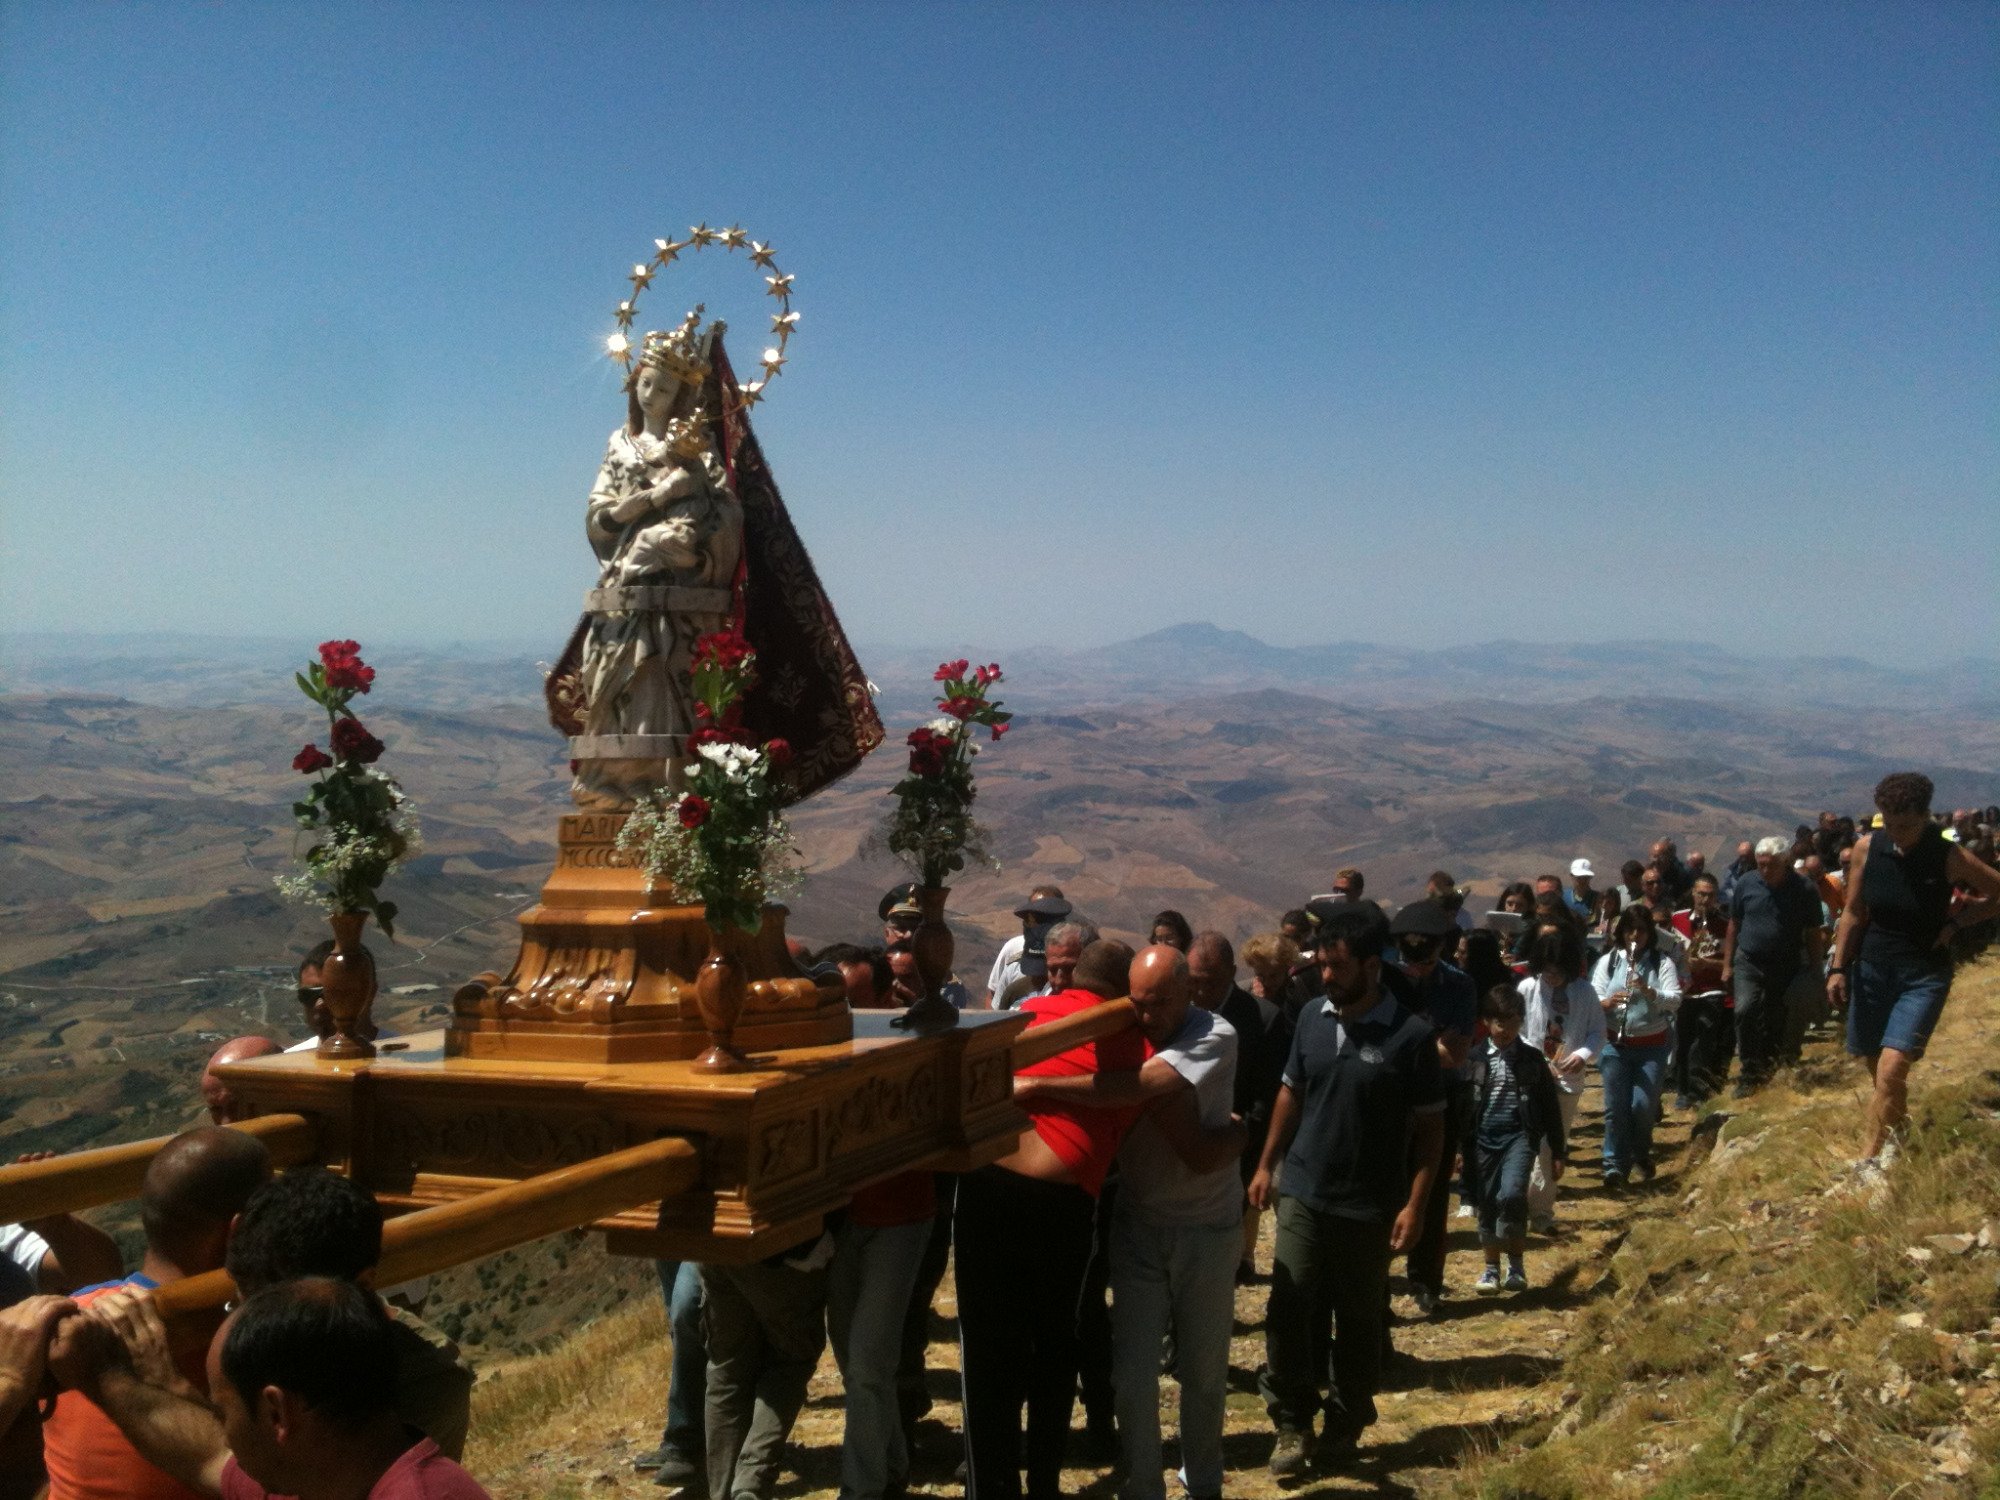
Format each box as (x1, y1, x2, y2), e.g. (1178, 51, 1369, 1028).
(700, 1258, 829, 1500)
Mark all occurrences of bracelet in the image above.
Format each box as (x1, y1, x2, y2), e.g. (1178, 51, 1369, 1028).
(1827, 966, 1848, 976)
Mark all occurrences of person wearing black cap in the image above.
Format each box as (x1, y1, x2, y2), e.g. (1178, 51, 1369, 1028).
(984, 887, 1073, 1007)
(880, 885, 972, 1009)
(1248, 903, 1444, 1474)
(1385, 899, 1478, 1321)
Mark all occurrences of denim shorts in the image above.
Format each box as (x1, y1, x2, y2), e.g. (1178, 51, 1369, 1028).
(1846, 952, 1952, 1060)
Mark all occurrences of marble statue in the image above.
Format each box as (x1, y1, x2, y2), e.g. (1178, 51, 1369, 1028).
(571, 314, 743, 809)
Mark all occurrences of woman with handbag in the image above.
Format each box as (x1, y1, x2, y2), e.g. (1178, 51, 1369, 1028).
(1591, 905, 1683, 1189)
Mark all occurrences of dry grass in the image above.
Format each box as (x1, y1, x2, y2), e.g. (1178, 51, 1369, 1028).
(464, 961, 2000, 1499)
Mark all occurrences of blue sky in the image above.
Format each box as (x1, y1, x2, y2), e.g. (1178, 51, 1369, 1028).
(2, 2, 1994, 662)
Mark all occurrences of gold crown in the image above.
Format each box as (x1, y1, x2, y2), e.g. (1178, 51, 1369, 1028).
(639, 307, 711, 388)
(663, 409, 713, 459)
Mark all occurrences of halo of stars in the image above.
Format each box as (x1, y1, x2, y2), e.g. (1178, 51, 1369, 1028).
(604, 224, 796, 412)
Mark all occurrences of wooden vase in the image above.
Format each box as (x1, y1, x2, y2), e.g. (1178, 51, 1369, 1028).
(896, 885, 960, 1031)
(319, 910, 378, 1059)
(693, 924, 750, 1071)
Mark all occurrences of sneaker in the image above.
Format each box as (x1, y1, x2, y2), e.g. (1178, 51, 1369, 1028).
(1602, 1168, 1625, 1192)
(1268, 1428, 1315, 1477)
(1455, 1202, 1476, 1219)
(1672, 1094, 1694, 1113)
(638, 1451, 701, 1489)
(1503, 1268, 1528, 1293)
(1475, 1266, 1502, 1296)
(1878, 1135, 1902, 1170)
(1409, 1283, 1439, 1318)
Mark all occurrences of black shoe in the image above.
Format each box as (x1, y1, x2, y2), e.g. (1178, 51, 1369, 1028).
(1316, 1430, 1361, 1469)
(1672, 1094, 1694, 1113)
(1633, 1157, 1655, 1183)
(1235, 1260, 1258, 1286)
(1731, 1079, 1758, 1100)
(638, 1449, 701, 1489)
(1602, 1168, 1626, 1192)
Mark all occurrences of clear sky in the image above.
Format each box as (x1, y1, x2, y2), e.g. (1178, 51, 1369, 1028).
(2, 2, 1994, 662)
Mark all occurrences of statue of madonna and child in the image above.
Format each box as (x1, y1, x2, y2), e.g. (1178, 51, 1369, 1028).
(542, 270, 882, 816)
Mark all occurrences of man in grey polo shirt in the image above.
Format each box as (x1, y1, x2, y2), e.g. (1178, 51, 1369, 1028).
(1013, 946, 1246, 1500)
(1723, 835, 1826, 1096)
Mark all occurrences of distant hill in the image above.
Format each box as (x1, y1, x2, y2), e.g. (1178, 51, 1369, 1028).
(9, 626, 1997, 715)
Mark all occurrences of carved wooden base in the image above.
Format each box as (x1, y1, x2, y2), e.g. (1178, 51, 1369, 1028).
(446, 813, 850, 1063)
(214, 1012, 1030, 1263)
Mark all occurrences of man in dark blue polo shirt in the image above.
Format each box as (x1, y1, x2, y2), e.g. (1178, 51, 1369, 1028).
(1723, 836, 1826, 1096)
(1247, 903, 1445, 1474)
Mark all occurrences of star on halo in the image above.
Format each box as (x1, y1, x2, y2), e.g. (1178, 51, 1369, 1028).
(615, 301, 637, 329)
(653, 239, 683, 266)
(770, 310, 799, 333)
(761, 347, 787, 375)
(736, 379, 765, 406)
(629, 264, 655, 291)
(719, 225, 747, 248)
(689, 223, 716, 246)
(764, 273, 795, 298)
(748, 241, 776, 268)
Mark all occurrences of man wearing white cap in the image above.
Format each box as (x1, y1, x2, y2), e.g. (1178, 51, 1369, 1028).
(1565, 861, 1598, 923)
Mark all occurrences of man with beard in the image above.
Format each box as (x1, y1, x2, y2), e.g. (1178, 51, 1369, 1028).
(1250, 904, 1444, 1474)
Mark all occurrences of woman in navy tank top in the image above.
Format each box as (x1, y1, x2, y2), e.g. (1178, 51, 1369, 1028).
(1828, 773, 2000, 1177)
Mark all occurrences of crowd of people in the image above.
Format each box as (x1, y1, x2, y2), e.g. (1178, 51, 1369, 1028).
(3, 773, 1996, 1498)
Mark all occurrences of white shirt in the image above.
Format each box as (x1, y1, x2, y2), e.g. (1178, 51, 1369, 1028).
(986, 934, 1025, 1003)
(1515, 975, 1607, 1093)
(1116, 1010, 1242, 1228)
(0, 1224, 51, 1276)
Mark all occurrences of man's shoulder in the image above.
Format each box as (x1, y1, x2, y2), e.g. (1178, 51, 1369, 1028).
(371, 1437, 493, 1498)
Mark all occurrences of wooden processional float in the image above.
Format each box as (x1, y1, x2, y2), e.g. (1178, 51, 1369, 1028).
(0, 232, 1140, 1319)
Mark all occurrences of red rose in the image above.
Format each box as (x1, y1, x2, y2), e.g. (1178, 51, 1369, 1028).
(325, 658, 375, 693)
(677, 794, 710, 829)
(318, 639, 362, 667)
(693, 701, 712, 723)
(292, 743, 333, 774)
(765, 738, 793, 768)
(330, 717, 385, 764)
(693, 630, 753, 671)
(688, 726, 728, 749)
(910, 747, 945, 777)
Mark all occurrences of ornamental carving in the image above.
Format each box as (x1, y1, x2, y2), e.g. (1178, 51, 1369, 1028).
(964, 1055, 1011, 1110)
(376, 1104, 635, 1179)
(757, 1114, 817, 1184)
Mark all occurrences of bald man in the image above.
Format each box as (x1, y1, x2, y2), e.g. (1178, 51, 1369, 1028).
(1014, 946, 1246, 1500)
(200, 1038, 283, 1125)
(43, 1127, 272, 1500)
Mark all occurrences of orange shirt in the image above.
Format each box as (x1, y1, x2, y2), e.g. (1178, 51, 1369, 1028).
(1016, 990, 1146, 1196)
(44, 1278, 210, 1500)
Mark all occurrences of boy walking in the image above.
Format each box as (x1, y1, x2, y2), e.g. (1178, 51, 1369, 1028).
(1465, 986, 1567, 1294)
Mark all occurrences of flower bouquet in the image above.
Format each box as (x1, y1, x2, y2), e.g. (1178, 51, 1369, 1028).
(617, 629, 798, 1068)
(881, 660, 1010, 887)
(276, 640, 420, 1056)
(877, 661, 1009, 1028)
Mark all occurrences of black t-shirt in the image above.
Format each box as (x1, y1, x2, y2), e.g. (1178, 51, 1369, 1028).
(1278, 991, 1445, 1223)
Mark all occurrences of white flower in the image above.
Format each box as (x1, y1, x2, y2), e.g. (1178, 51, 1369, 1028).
(927, 717, 960, 738)
(696, 741, 758, 781)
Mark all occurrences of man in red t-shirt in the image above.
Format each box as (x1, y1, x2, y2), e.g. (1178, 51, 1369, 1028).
(956, 937, 1145, 1500)
(211, 1279, 489, 1499)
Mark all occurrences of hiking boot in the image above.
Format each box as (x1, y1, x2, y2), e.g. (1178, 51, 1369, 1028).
(1475, 1266, 1502, 1296)
(1268, 1428, 1314, 1477)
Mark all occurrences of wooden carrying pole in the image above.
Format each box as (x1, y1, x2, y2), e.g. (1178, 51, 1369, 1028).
(1010, 999, 1136, 1071)
(0, 1115, 317, 1225)
(151, 1134, 703, 1319)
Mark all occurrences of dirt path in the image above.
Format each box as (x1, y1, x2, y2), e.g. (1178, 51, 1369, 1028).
(479, 1039, 1722, 1499)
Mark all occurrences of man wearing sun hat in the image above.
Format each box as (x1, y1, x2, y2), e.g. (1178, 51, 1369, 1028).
(1565, 860, 1598, 923)
(982, 886, 1072, 1008)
